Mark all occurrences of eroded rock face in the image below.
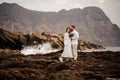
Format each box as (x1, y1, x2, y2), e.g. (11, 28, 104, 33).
(0, 28, 104, 50)
(0, 51, 120, 80)
(0, 28, 26, 50)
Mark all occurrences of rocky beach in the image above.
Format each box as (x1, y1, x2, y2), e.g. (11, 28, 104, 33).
(0, 50, 120, 80)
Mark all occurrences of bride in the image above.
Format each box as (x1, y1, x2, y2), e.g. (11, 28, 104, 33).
(59, 27, 73, 62)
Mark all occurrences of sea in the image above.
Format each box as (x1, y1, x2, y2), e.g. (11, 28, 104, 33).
(81, 47, 120, 52)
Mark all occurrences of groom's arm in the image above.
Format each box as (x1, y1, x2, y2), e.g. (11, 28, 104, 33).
(69, 34, 74, 37)
(71, 32, 79, 40)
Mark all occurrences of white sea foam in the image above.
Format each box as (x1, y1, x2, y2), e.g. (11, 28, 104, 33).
(21, 42, 60, 55)
(21, 42, 120, 55)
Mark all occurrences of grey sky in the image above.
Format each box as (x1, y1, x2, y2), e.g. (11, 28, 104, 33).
(0, 0, 120, 27)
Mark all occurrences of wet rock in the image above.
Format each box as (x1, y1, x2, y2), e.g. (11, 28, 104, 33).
(44, 70, 83, 80)
(0, 51, 120, 80)
(0, 28, 26, 50)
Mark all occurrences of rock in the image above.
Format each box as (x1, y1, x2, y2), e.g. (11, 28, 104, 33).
(44, 70, 83, 80)
(32, 32, 48, 44)
(0, 28, 104, 50)
(0, 28, 26, 50)
(78, 40, 104, 50)
(0, 51, 120, 80)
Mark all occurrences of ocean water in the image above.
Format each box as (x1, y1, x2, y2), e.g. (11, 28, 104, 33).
(81, 47, 120, 52)
(106, 78, 120, 80)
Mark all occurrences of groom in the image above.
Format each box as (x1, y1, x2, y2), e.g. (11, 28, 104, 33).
(69, 25, 79, 61)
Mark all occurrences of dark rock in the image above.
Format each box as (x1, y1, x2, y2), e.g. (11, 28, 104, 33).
(0, 51, 120, 79)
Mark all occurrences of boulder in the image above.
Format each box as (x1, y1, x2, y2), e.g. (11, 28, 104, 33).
(0, 28, 26, 50)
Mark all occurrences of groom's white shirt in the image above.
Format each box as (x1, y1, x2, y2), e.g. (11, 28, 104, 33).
(71, 30, 79, 45)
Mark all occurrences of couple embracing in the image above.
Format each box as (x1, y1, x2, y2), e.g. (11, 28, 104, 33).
(59, 25, 79, 62)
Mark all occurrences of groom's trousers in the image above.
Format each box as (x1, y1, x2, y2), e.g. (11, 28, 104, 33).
(71, 44, 78, 60)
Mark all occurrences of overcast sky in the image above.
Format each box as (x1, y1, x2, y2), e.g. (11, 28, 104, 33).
(0, 0, 120, 27)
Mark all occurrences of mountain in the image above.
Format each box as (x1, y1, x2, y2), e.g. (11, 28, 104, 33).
(0, 2, 120, 46)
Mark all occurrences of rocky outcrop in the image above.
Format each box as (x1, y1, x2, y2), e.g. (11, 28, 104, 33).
(0, 51, 120, 80)
(0, 3, 120, 46)
(0, 28, 26, 50)
(0, 28, 104, 50)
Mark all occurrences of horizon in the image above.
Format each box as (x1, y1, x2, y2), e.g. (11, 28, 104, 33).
(0, 0, 120, 27)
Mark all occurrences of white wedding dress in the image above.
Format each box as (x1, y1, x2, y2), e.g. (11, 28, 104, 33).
(61, 33, 73, 58)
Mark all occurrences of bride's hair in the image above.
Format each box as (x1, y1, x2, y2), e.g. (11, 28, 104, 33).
(66, 27, 69, 32)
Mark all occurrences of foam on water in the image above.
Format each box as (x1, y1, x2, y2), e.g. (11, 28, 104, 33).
(21, 42, 60, 55)
(21, 42, 120, 55)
